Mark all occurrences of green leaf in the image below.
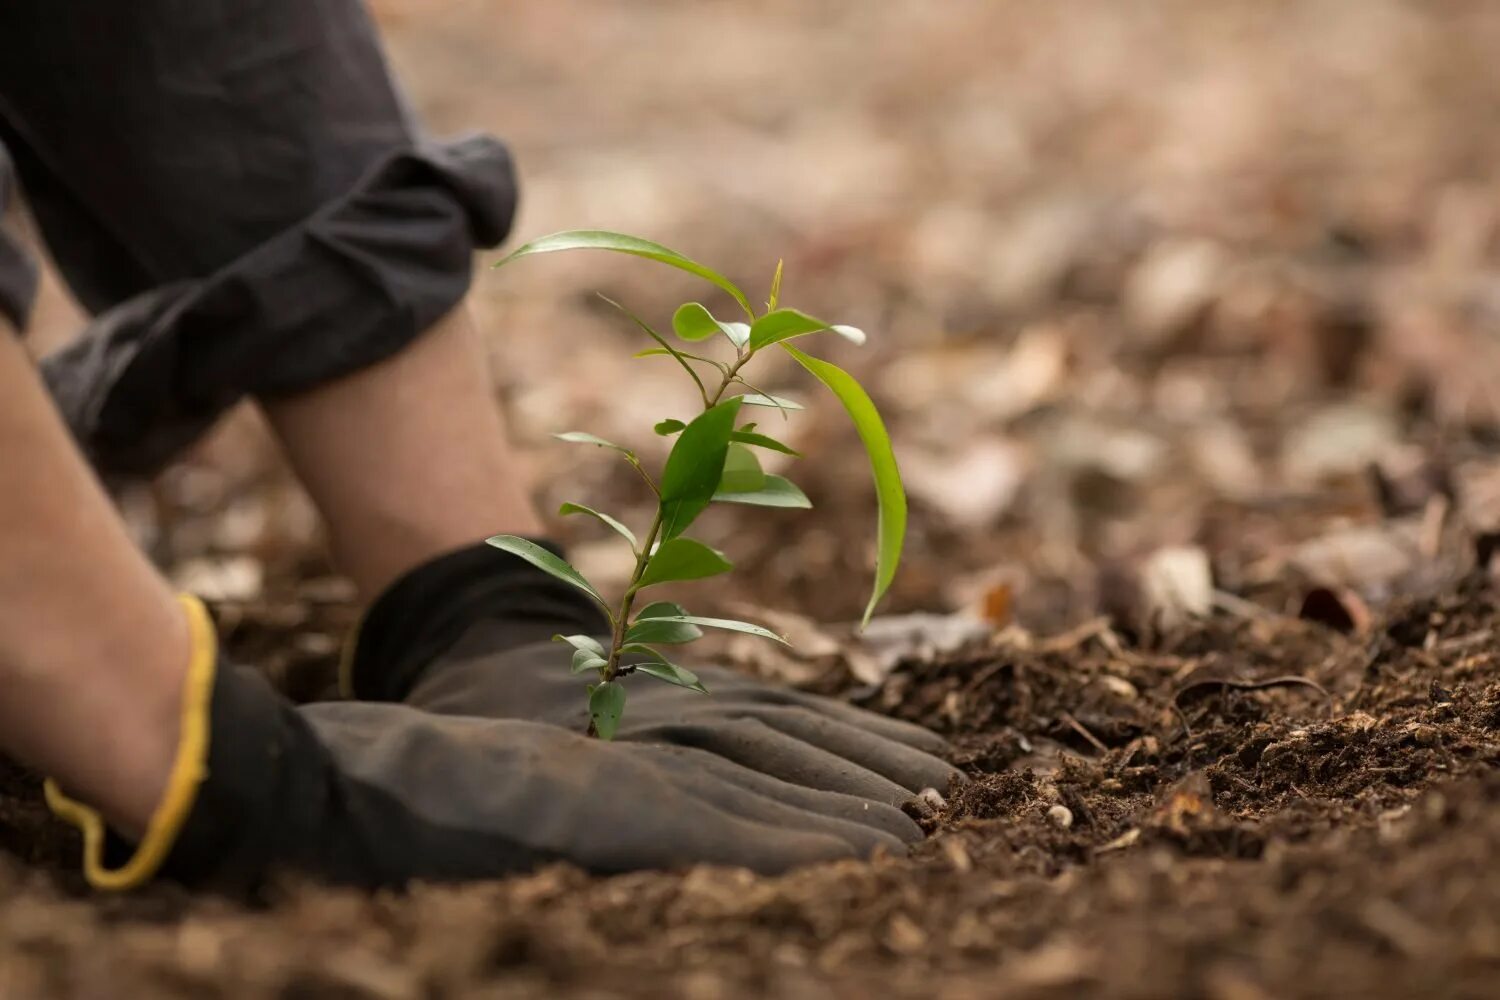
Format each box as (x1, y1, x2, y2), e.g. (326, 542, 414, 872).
(571, 649, 608, 674)
(673, 302, 738, 343)
(555, 431, 634, 457)
(657, 398, 743, 539)
(767, 258, 784, 312)
(599, 296, 709, 405)
(654, 419, 686, 436)
(730, 430, 801, 456)
(738, 393, 804, 411)
(554, 634, 607, 658)
(487, 536, 609, 610)
(783, 345, 906, 626)
(633, 615, 788, 645)
(559, 502, 638, 549)
(713, 474, 812, 508)
(625, 616, 704, 644)
(634, 348, 724, 367)
(748, 309, 866, 350)
(718, 443, 766, 494)
(635, 600, 689, 619)
(495, 230, 753, 318)
(614, 643, 708, 693)
(637, 538, 733, 588)
(636, 658, 708, 694)
(589, 681, 627, 740)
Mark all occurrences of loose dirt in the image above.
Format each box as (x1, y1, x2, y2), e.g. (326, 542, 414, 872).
(7, 3, 1500, 996)
(2, 573, 1499, 998)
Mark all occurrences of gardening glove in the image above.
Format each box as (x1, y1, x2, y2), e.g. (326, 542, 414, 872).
(345, 541, 960, 811)
(43, 596, 918, 892)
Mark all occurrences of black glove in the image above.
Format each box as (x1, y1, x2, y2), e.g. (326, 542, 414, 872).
(45, 595, 919, 892)
(346, 542, 959, 809)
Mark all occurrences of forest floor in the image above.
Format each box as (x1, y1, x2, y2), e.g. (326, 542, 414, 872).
(6, 2, 1500, 997)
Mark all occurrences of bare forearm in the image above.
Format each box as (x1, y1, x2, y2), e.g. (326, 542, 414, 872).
(0, 333, 187, 835)
(260, 304, 543, 600)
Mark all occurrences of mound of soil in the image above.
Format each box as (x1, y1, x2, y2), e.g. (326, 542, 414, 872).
(9, 3, 1500, 996)
(1, 577, 1498, 999)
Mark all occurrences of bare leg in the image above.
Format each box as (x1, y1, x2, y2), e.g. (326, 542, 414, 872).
(0, 331, 187, 835)
(260, 304, 543, 600)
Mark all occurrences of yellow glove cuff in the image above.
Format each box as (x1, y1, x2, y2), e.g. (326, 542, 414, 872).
(44, 594, 218, 891)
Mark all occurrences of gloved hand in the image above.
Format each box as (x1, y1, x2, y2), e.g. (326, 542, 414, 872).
(45, 595, 920, 892)
(345, 541, 959, 810)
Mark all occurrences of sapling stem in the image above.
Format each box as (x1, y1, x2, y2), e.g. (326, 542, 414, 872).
(600, 358, 745, 678)
(488, 231, 907, 740)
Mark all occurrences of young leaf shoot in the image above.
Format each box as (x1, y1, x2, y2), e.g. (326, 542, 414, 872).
(491, 231, 905, 737)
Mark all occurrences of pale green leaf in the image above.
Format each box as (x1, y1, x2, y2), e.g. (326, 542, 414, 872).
(589, 682, 627, 740)
(635, 658, 708, 694)
(783, 345, 906, 626)
(495, 230, 753, 318)
(488, 536, 609, 610)
(571, 649, 608, 674)
(718, 443, 766, 494)
(673, 302, 735, 342)
(730, 430, 801, 456)
(554, 634, 607, 658)
(636, 600, 689, 620)
(615, 643, 708, 693)
(559, 502, 638, 549)
(555, 431, 634, 458)
(713, 474, 812, 508)
(637, 538, 733, 588)
(767, 258, 784, 312)
(738, 393, 804, 411)
(634, 615, 788, 644)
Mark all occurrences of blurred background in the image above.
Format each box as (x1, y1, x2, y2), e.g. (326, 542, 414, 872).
(20, 0, 1500, 648)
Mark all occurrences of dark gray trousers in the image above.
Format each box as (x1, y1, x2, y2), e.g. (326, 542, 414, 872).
(0, 1, 517, 472)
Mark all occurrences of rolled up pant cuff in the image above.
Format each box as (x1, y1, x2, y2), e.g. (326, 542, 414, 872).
(40, 134, 517, 475)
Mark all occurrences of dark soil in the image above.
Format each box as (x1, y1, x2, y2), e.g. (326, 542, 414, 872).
(2, 573, 1500, 998)
(9, 2, 1500, 997)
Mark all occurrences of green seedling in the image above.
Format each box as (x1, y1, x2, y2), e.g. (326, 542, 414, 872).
(488, 231, 906, 738)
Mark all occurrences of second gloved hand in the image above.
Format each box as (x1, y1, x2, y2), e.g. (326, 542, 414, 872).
(347, 542, 960, 810)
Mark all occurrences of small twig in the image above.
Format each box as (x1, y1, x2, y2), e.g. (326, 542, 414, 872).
(1036, 616, 1112, 654)
(1432, 628, 1494, 654)
(1169, 673, 1332, 742)
(1212, 589, 1270, 618)
(1418, 493, 1449, 561)
(1060, 711, 1109, 755)
(960, 659, 1011, 695)
(1172, 674, 1332, 705)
